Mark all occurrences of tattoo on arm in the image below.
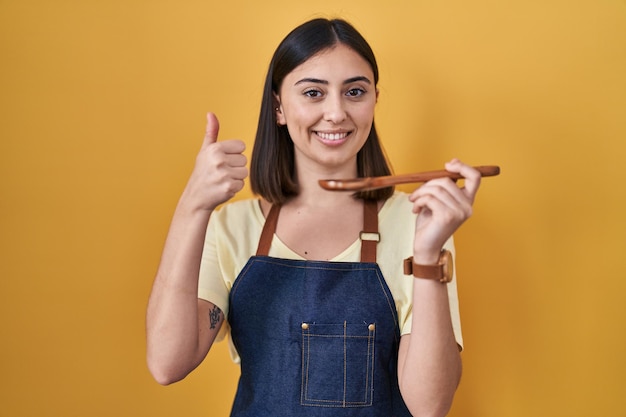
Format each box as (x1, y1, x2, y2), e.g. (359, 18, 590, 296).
(209, 305, 222, 330)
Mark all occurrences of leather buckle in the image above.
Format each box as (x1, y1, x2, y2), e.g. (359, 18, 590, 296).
(359, 231, 380, 242)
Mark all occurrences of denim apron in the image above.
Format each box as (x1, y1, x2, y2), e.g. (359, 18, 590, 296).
(228, 201, 412, 416)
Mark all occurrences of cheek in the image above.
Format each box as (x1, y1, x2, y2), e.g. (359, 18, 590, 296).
(352, 96, 376, 116)
(354, 105, 376, 128)
(286, 107, 318, 129)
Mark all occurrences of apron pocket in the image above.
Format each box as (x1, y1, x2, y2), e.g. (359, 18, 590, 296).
(300, 321, 375, 408)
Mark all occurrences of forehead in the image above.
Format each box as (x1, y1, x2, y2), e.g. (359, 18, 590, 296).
(285, 44, 374, 83)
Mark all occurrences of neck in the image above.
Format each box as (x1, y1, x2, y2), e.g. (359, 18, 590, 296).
(289, 160, 359, 208)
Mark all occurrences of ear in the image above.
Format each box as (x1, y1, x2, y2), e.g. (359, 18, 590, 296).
(275, 106, 286, 126)
(273, 93, 286, 125)
(375, 88, 379, 103)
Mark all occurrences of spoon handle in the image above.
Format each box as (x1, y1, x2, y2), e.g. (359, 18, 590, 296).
(319, 165, 500, 191)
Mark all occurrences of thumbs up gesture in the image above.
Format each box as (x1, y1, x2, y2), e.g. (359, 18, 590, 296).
(184, 112, 248, 211)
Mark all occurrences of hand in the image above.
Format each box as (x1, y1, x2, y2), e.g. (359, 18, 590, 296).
(408, 159, 481, 263)
(183, 112, 248, 211)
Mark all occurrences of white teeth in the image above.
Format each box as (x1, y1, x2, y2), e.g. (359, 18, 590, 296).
(317, 131, 349, 141)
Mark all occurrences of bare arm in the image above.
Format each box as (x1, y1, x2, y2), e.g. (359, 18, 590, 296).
(146, 113, 247, 385)
(398, 159, 480, 416)
(397, 284, 462, 417)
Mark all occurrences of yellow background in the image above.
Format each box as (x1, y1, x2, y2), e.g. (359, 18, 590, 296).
(1, 0, 625, 416)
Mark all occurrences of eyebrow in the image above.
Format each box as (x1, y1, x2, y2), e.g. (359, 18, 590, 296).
(294, 76, 372, 86)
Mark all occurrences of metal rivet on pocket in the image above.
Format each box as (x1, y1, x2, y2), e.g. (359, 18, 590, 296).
(368, 323, 375, 331)
(301, 323, 309, 330)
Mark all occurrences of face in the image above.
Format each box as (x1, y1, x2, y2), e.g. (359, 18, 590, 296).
(275, 43, 378, 175)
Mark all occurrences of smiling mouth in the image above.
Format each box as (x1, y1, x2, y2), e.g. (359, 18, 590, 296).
(315, 131, 351, 141)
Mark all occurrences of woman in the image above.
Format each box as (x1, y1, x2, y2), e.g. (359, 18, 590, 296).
(147, 18, 481, 417)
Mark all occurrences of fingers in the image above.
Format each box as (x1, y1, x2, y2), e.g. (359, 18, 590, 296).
(409, 159, 482, 255)
(189, 112, 249, 209)
(219, 139, 246, 155)
(202, 112, 246, 155)
(224, 158, 249, 181)
(203, 112, 220, 147)
(211, 141, 247, 181)
(410, 184, 472, 228)
(444, 158, 481, 201)
(409, 159, 479, 221)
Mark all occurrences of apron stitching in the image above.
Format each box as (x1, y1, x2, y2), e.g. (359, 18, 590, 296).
(298, 326, 377, 406)
(300, 326, 308, 404)
(230, 258, 256, 296)
(368, 324, 375, 404)
(343, 320, 347, 408)
(373, 268, 402, 339)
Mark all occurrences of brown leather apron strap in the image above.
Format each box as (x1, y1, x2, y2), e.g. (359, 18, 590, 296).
(360, 200, 379, 263)
(256, 203, 280, 256)
(256, 200, 380, 262)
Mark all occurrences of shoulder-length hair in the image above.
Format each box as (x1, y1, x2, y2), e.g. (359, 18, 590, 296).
(250, 18, 394, 204)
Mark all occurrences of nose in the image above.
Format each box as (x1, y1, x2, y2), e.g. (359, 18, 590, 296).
(323, 94, 347, 124)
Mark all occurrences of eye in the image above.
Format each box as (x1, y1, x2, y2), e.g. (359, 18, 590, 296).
(303, 89, 323, 98)
(346, 88, 366, 97)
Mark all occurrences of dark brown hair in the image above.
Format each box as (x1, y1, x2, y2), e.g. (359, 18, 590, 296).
(250, 18, 393, 204)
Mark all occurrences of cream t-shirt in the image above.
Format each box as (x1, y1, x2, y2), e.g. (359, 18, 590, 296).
(198, 192, 463, 362)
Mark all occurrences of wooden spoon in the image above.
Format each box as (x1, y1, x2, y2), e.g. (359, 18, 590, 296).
(319, 165, 500, 192)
